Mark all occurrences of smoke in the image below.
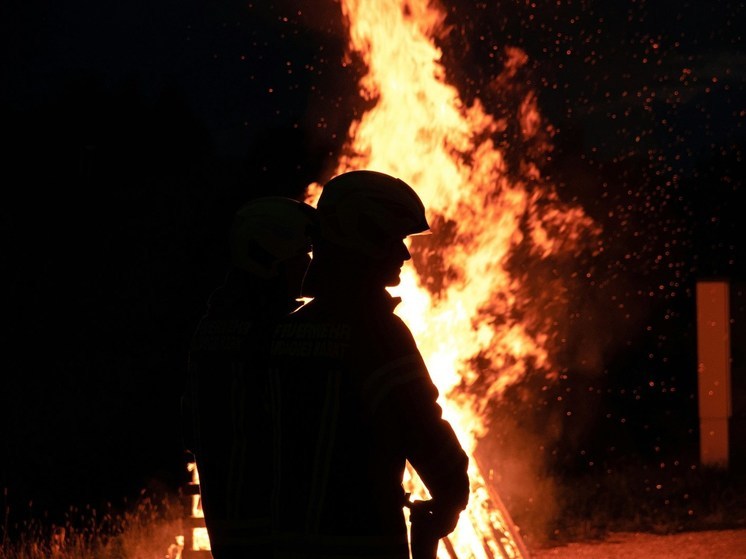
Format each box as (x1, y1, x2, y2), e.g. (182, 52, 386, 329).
(475, 408, 562, 546)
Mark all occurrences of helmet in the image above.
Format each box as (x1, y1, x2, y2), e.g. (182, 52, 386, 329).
(230, 197, 317, 278)
(316, 170, 430, 257)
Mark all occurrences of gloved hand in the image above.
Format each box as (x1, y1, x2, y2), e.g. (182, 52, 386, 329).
(408, 499, 462, 559)
(411, 499, 462, 535)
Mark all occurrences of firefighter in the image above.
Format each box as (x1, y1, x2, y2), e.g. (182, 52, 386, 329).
(183, 196, 318, 559)
(268, 170, 470, 559)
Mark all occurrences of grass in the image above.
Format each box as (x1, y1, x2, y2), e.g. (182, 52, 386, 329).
(3, 462, 745, 558)
(537, 461, 746, 545)
(0, 490, 186, 559)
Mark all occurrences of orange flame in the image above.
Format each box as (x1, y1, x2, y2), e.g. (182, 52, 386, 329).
(307, 0, 601, 557)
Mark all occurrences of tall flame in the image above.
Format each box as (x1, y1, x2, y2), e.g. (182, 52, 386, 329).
(307, 0, 601, 557)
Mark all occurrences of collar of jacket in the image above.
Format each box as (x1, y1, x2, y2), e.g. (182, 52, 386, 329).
(306, 287, 402, 314)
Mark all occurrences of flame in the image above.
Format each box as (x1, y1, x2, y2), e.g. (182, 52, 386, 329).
(307, 0, 601, 557)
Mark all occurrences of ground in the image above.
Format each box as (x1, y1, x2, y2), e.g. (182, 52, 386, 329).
(529, 529, 746, 558)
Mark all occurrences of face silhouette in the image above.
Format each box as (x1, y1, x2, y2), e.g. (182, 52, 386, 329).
(307, 236, 411, 294)
(372, 237, 411, 287)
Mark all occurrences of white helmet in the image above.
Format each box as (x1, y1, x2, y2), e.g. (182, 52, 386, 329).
(316, 170, 430, 257)
(230, 197, 317, 278)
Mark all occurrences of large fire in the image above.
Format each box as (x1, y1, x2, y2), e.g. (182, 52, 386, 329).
(183, 0, 600, 557)
(304, 0, 601, 557)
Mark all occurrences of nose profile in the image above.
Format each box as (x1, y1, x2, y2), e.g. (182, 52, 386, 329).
(399, 239, 411, 261)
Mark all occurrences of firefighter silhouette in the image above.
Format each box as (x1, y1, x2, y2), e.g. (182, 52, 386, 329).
(183, 196, 317, 559)
(268, 170, 470, 559)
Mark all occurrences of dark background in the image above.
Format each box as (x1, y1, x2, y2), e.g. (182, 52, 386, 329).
(2, 0, 744, 528)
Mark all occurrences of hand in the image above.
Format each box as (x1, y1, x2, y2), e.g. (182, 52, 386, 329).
(409, 499, 461, 538)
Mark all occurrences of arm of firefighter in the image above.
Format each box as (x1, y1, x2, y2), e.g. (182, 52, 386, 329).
(403, 381, 469, 537)
(362, 321, 470, 536)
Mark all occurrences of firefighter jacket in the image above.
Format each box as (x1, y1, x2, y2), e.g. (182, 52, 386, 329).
(185, 268, 298, 558)
(268, 288, 470, 559)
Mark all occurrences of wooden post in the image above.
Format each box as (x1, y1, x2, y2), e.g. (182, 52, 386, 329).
(696, 280, 732, 469)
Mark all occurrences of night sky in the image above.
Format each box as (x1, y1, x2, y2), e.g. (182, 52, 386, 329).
(2, 0, 744, 527)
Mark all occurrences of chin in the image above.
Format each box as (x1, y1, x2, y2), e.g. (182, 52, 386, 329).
(384, 275, 402, 287)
